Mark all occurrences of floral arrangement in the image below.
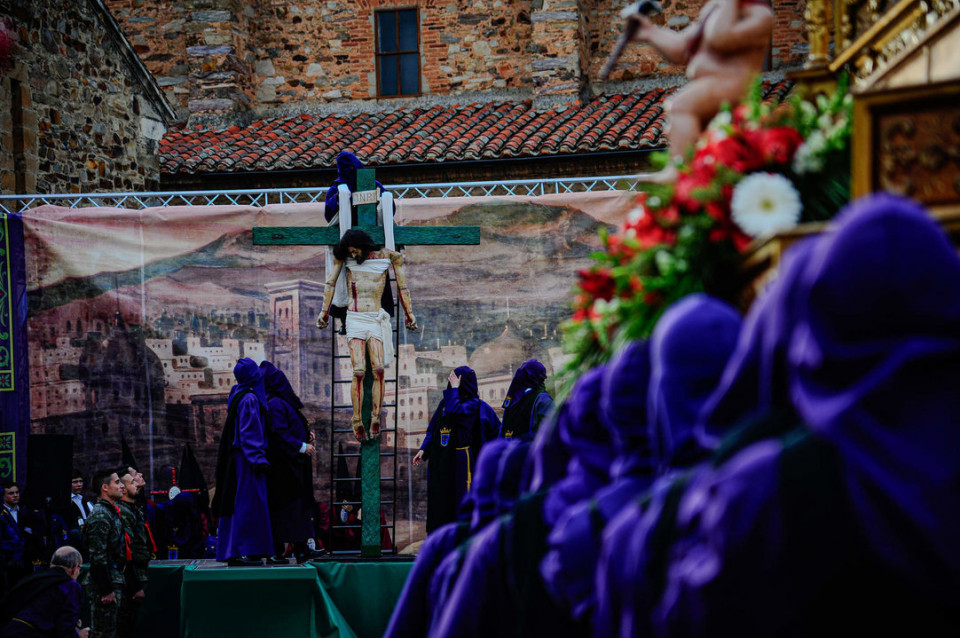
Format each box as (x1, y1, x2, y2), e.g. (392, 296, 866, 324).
(560, 76, 853, 386)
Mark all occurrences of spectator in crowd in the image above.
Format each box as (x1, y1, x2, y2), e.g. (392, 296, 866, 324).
(1, 481, 28, 596)
(0, 545, 89, 638)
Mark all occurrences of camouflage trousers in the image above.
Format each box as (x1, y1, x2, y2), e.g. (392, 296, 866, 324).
(117, 587, 145, 638)
(85, 585, 123, 638)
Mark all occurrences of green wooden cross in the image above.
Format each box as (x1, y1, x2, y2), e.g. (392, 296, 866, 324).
(253, 168, 480, 556)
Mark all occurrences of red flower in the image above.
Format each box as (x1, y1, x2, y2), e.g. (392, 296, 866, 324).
(703, 136, 764, 173)
(745, 126, 804, 166)
(673, 173, 712, 214)
(606, 233, 637, 264)
(731, 103, 752, 124)
(577, 268, 616, 301)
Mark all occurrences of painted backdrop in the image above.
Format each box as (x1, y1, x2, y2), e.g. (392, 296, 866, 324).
(19, 190, 630, 548)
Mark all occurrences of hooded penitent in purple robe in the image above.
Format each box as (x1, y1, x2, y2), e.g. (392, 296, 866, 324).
(385, 440, 527, 638)
(432, 367, 606, 638)
(695, 237, 819, 450)
(648, 294, 742, 471)
(425, 440, 524, 631)
(213, 358, 274, 560)
(656, 194, 960, 635)
(420, 366, 501, 532)
(323, 150, 385, 223)
(260, 361, 314, 547)
(541, 340, 654, 622)
(591, 294, 741, 637)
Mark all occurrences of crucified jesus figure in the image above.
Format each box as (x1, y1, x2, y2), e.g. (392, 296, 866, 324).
(317, 229, 418, 442)
(626, 0, 773, 182)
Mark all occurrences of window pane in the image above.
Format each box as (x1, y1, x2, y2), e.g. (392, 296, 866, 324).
(400, 54, 419, 95)
(379, 55, 398, 95)
(378, 12, 397, 53)
(398, 10, 418, 51)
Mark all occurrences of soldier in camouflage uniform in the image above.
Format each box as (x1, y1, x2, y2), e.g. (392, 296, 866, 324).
(117, 466, 154, 638)
(81, 469, 128, 638)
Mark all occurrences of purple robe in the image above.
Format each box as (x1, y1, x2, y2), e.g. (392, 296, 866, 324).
(541, 341, 654, 621)
(609, 295, 744, 629)
(695, 238, 819, 448)
(261, 361, 314, 544)
(323, 151, 385, 223)
(215, 358, 274, 560)
(656, 194, 960, 635)
(433, 368, 607, 638)
(425, 441, 529, 633)
(385, 439, 525, 638)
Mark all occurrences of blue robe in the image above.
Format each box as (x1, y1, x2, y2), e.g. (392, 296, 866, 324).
(215, 391, 274, 560)
(421, 369, 500, 532)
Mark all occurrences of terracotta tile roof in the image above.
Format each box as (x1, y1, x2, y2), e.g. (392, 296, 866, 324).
(159, 80, 793, 175)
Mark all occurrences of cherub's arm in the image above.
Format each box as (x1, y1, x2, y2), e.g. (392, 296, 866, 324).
(704, 1, 773, 53)
(389, 250, 418, 330)
(317, 259, 344, 329)
(629, 12, 698, 64)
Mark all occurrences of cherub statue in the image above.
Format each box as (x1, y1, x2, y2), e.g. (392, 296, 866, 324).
(317, 229, 417, 442)
(621, 0, 774, 181)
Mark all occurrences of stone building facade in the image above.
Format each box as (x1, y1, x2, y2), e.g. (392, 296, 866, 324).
(0, 0, 175, 195)
(106, 0, 808, 122)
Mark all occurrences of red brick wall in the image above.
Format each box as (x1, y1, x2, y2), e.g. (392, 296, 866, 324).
(107, 0, 808, 115)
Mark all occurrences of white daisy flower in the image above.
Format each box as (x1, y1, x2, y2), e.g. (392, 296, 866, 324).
(730, 172, 803, 238)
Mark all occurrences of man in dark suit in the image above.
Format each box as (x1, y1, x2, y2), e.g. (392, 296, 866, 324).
(64, 471, 93, 549)
(67, 471, 94, 530)
(1, 481, 28, 596)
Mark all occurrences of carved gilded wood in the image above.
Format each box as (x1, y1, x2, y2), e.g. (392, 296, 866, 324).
(829, 0, 959, 84)
(852, 81, 960, 213)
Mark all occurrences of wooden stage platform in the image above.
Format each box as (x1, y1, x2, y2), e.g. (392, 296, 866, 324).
(134, 557, 414, 638)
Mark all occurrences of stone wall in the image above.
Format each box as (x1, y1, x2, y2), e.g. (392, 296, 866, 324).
(0, 0, 171, 195)
(107, 0, 808, 118)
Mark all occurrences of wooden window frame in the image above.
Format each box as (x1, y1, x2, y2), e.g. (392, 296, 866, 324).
(375, 7, 421, 98)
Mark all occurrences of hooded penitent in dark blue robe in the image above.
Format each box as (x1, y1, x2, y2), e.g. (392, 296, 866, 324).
(432, 367, 606, 638)
(540, 340, 654, 623)
(213, 358, 274, 560)
(323, 151, 385, 223)
(656, 194, 960, 636)
(260, 361, 315, 548)
(420, 366, 501, 532)
(501, 359, 554, 440)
